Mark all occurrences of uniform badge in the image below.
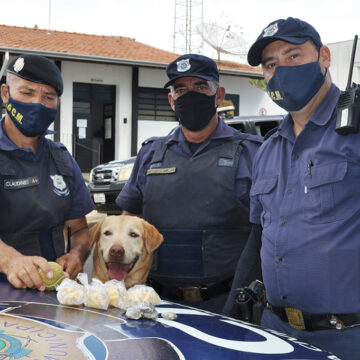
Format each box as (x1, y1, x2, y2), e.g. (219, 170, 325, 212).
(13, 57, 25, 72)
(177, 59, 191, 72)
(263, 23, 278, 37)
(50, 174, 69, 196)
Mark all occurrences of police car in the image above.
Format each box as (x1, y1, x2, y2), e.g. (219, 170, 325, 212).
(0, 281, 340, 359)
(88, 115, 284, 214)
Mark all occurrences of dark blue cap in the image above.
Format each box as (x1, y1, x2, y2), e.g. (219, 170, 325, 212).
(7, 54, 63, 95)
(164, 54, 219, 88)
(248, 17, 323, 66)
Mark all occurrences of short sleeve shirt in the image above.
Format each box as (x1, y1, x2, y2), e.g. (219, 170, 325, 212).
(250, 84, 360, 313)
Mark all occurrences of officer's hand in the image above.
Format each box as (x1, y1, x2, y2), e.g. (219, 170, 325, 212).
(6, 255, 53, 291)
(57, 253, 83, 280)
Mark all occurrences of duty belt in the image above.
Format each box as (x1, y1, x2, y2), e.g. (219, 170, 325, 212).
(267, 303, 360, 331)
(152, 280, 230, 302)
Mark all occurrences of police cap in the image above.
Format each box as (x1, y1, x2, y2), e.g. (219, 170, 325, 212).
(164, 54, 219, 88)
(7, 54, 63, 96)
(247, 17, 323, 67)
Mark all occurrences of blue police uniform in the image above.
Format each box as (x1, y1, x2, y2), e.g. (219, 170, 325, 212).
(117, 118, 262, 308)
(0, 116, 94, 265)
(250, 84, 360, 358)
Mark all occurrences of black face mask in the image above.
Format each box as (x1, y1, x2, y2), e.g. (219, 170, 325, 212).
(174, 91, 217, 131)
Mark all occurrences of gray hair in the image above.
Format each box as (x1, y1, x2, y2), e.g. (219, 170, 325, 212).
(6, 72, 19, 87)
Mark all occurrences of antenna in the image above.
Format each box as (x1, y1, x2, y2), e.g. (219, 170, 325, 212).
(196, 23, 248, 61)
(335, 34, 360, 135)
(346, 34, 358, 90)
(48, 0, 51, 30)
(173, 0, 204, 54)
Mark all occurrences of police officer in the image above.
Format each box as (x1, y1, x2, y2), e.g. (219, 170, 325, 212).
(242, 17, 360, 359)
(116, 54, 262, 313)
(0, 54, 95, 291)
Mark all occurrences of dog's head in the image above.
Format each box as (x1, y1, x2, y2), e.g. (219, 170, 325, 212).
(89, 215, 163, 285)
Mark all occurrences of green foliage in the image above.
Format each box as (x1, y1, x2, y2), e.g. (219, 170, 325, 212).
(249, 78, 267, 91)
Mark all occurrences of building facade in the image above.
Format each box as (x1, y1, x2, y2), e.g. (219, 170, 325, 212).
(0, 25, 281, 172)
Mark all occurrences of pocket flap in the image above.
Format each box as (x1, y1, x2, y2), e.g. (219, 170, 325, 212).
(251, 175, 278, 196)
(306, 161, 347, 189)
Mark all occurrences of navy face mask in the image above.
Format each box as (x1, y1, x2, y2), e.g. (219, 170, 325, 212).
(266, 61, 326, 111)
(6, 96, 58, 137)
(174, 91, 217, 131)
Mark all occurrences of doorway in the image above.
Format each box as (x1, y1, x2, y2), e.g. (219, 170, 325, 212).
(73, 83, 116, 172)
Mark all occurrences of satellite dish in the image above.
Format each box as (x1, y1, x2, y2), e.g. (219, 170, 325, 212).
(196, 23, 248, 61)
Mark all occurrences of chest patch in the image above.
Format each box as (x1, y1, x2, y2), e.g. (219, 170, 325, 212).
(218, 157, 234, 167)
(50, 174, 69, 196)
(4, 176, 39, 189)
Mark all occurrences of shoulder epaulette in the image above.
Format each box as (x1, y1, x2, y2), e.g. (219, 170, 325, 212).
(264, 126, 279, 140)
(233, 131, 263, 145)
(141, 136, 161, 146)
(142, 135, 171, 147)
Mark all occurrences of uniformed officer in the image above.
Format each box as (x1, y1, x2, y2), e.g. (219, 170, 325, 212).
(116, 54, 262, 313)
(0, 54, 95, 291)
(243, 17, 360, 359)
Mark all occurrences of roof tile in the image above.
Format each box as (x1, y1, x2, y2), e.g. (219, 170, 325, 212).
(0, 24, 261, 74)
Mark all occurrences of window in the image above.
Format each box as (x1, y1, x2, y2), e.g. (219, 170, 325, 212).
(138, 87, 176, 121)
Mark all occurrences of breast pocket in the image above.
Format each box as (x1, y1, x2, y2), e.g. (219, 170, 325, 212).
(251, 175, 278, 228)
(303, 161, 348, 224)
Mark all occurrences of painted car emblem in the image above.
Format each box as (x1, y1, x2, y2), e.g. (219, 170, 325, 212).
(0, 313, 105, 359)
(263, 23, 279, 37)
(177, 59, 191, 72)
(13, 57, 25, 73)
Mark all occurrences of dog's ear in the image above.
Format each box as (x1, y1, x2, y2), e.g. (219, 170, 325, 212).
(142, 220, 164, 253)
(88, 221, 103, 250)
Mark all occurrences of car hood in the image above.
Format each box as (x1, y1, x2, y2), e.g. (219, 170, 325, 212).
(93, 157, 136, 171)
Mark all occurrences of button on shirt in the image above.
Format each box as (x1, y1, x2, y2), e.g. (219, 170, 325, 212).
(250, 84, 360, 314)
(0, 117, 94, 219)
(117, 118, 262, 214)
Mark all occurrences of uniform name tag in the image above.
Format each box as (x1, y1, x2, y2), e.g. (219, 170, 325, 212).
(146, 167, 177, 175)
(4, 176, 40, 189)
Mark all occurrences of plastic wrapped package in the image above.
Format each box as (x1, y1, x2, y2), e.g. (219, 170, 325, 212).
(77, 273, 110, 310)
(56, 278, 86, 306)
(125, 302, 158, 320)
(126, 285, 161, 306)
(139, 302, 158, 320)
(125, 306, 143, 320)
(104, 279, 128, 309)
(161, 312, 178, 320)
(123, 286, 161, 320)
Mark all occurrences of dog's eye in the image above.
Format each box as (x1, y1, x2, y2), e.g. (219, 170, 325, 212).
(129, 232, 139, 238)
(104, 230, 112, 236)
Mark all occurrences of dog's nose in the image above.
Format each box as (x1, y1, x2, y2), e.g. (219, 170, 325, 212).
(109, 245, 125, 260)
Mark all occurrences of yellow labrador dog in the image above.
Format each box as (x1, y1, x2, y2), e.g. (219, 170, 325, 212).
(89, 215, 163, 288)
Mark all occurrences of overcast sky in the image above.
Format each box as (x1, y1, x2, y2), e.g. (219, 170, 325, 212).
(1, 0, 359, 60)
